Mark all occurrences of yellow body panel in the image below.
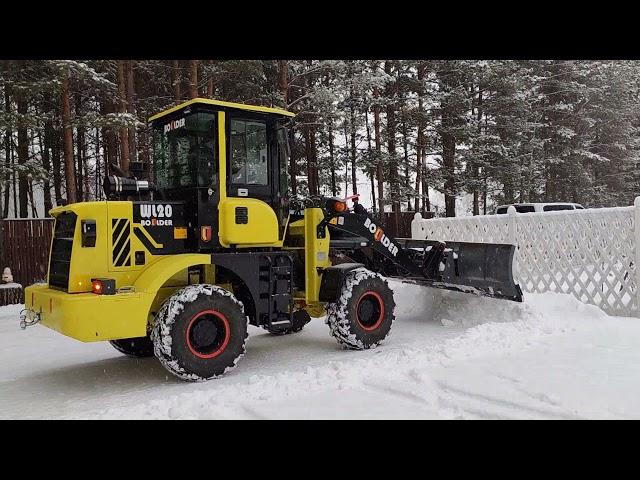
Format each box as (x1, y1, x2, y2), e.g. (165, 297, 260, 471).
(218, 197, 280, 247)
(134, 254, 211, 294)
(148, 98, 295, 122)
(304, 208, 331, 317)
(26, 253, 213, 342)
(51, 201, 168, 293)
(25, 284, 149, 341)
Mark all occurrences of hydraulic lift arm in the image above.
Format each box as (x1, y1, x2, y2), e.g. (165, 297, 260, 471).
(319, 200, 523, 302)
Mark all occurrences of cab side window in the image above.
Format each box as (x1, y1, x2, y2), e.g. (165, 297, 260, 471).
(230, 119, 268, 186)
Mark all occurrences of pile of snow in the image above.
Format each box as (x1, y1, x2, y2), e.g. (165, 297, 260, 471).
(1, 282, 639, 419)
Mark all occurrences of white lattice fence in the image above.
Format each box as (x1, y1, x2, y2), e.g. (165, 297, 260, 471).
(411, 199, 640, 317)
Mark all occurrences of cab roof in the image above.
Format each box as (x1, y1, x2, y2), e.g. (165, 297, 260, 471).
(148, 98, 295, 122)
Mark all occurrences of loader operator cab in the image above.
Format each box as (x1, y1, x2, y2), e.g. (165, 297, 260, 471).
(149, 98, 295, 251)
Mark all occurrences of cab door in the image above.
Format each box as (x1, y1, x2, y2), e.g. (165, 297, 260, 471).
(218, 113, 281, 247)
(227, 115, 272, 204)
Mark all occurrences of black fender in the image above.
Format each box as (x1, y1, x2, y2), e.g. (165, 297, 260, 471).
(319, 262, 364, 303)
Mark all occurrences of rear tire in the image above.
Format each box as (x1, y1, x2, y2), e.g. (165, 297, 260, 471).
(151, 284, 248, 382)
(325, 268, 395, 350)
(110, 335, 154, 358)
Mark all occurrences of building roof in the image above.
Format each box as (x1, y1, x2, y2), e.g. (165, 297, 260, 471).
(148, 98, 295, 122)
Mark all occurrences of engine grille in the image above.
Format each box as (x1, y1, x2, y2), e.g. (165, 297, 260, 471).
(48, 211, 77, 291)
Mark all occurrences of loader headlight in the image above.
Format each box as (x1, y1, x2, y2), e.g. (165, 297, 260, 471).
(91, 278, 116, 295)
(326, 198, 347, 213)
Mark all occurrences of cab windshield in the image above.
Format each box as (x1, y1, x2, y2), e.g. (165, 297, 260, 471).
(153, 111, 217, 189)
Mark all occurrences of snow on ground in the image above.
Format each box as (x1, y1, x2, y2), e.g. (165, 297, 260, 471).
(1, 282, 640, 419)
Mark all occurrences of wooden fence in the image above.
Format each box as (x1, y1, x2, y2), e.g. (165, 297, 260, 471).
(0, 219, 54, 297)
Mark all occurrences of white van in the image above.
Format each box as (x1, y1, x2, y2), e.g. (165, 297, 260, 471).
(495, 202, 585, 214)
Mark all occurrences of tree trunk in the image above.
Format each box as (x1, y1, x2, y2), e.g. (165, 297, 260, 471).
(61, 70, 77, 204)
(365, 110, 376, 213)
(189, 60, 199, 98)
(304, 127, 318, 196)
(16, 96, 29, 217)
(279, 60, 296, 195)
(0, 147, 2, 218)
(421, 152, 430, 211)
(384, 61, 399, 232)
(414, 64, 425, 212)
(373, 85, 384, 214)
(438, 68, 457, 217)
(349, 97, 358, 197)
(442, 131, 456, 217)
(50, 108, 63, 205)
(288, 128, 296, 196)
(472, 88, 482, 215)
(415, 143, 422, 212)
(16, 99, 28, 218)
(0, 86, 3, 217)
(172, 60, 181, 102)
(117, 60, 130, 174)
(343, 122, 349, 195)
(278, 60, 288, 107)
(82, 136, 90, 200)
(3, 86, 11, 218)
(75, 92, 84, 201)
(328, 122, 337, 197)
(95, 127, 101, 200)
(101, 98, 118, 174)
(28, 180, 37, 217)
(140, 126, 150, 179)
(303, 64, 318, 196)
(401, 113, 411, 209)
(11, 143, 17, 217)
(40, 122, 53, 215)
(207, 60, 216, 98)
(483, 174, 488, 215)
(126, 60, 138, 163)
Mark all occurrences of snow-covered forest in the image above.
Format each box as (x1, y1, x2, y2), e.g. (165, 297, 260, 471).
(2, 60, 640, 218)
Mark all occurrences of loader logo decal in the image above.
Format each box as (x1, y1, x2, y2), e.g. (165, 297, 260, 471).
(112, 218, 131, 267)
(163, 117, 185, 134)
(364, 217, 399, 257)
(139, 204, 173, 227)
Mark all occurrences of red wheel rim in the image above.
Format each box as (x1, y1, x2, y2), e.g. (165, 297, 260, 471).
(186, 310, 231, 359)
(356, 291, 385, 331)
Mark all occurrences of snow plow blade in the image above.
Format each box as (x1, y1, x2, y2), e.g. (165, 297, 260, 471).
(323, 207, 522, 303)
(396, 239, 523, 302)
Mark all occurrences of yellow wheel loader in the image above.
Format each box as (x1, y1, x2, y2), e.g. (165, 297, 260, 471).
(21, 98, 522, 381)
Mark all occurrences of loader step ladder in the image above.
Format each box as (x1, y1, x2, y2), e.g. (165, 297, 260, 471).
(259, 254, 294, 331)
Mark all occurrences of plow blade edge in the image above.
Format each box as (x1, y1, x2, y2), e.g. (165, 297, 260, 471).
(396, 239, 523, 302)
(434, 241, 522, 302)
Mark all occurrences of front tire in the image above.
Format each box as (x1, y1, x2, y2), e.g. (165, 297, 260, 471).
(325, 268, 395, 350)
(152, 284, 248, 382)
